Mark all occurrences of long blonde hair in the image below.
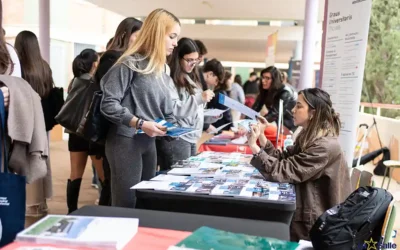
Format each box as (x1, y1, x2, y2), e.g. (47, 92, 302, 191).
(117, 9, 180, 75)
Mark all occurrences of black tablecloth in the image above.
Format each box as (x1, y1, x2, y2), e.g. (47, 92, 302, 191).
(71, 205, 290, 240)
(135, 189, 296, 225)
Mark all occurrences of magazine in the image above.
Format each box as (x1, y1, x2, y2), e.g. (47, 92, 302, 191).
(240, 169, 264, 180)
(214, 166, 255, 179)
(16, 215, 139, 250)
(171, 161, 203, 169)
(136, 118, 196, 137)
(167, 163, 223, 177)
(211, 179, 253, 197)
(184, 179, 224, 194)
(173, 226, 299, 250)
(151, 174, 212, 182)
(167, 167, 220, 177)
(246, 180, 295, 201)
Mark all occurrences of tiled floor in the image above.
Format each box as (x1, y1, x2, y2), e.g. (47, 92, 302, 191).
(36, 141, 400, 244)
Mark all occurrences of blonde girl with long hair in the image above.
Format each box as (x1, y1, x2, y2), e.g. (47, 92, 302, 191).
(100, 9, 180, 208)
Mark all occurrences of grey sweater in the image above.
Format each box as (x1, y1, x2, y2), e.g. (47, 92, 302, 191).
(100, 55, 175, 138)
(167, 74, 205, 143)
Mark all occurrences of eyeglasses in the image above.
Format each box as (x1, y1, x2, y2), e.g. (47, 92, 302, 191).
(182, 58, 199, 66)
(262, 76, 272, 80)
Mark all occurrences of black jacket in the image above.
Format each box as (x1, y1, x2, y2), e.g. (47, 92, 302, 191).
(253, 85, 297, 131)
(94, 50, 123, 84)
(41, 87, 64, 131)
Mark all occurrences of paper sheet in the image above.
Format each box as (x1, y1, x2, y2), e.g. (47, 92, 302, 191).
(208, 123, 232, 135)
(218, 94, 260, 120)
(204, 109, 227, 117)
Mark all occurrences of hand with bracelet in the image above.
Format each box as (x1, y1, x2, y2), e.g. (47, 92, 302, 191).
(130, 117, 166, 137)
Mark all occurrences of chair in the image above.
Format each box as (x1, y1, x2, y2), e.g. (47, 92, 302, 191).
(380, 200, 397, 245)
(350, 168, 362, 191)
(358, 171, 374, 188)
(382, 160, 400, 190)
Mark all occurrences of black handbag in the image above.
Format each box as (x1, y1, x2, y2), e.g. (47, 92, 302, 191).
(55, 77, 99, 135)
(76, 90, 110, 145)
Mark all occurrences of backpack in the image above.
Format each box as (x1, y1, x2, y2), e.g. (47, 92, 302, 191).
(309, 186, 392, 250)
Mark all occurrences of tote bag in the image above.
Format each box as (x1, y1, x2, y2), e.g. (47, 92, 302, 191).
(55, 77, 97, 134)
(0, 91, 26, 247)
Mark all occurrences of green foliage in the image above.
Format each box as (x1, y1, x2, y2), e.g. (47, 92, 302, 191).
(363, 0, 400, 118)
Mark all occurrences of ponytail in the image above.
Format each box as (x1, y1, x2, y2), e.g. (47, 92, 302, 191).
(68, 49, 98, 93)
(72, 49, 98, 78)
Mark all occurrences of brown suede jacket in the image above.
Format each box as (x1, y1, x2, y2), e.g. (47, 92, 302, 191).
(250, 136, 351, 241)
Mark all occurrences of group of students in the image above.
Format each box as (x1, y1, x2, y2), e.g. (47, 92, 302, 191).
(0, 5, 353, 243)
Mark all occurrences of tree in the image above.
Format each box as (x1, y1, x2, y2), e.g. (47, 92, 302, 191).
(363, 0, 400, 118)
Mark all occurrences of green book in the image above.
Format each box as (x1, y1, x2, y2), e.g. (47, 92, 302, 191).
(174, 227, 299, 250)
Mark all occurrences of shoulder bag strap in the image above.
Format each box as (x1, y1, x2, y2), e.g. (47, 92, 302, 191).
(0, 91, 7, 173)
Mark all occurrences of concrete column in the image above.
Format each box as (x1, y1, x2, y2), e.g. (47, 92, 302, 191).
(39, 0, 50, 63)
(298, 0, 319, 90)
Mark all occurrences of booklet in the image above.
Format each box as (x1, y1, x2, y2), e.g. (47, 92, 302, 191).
(137, 118, 196, 137)
(16, 215, 139, 250)
(173, 226, 299, 250)
(167, 165, 222, 177)
(214, 166, 255, 179)
(246, 180, 296, 201)
(236, 119, 258, 132)
(151, 174, 210, 182)
(211, 179, 253, 197)
(171, 161, 204, 169)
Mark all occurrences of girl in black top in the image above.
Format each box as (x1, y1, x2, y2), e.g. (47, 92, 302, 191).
(93, 17, 142, 206)
(94, 17, 142, 83)
(63, 49, 104, 214)
(14, 30, 61, 217)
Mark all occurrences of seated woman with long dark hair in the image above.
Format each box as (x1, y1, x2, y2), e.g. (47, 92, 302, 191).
(252, 66, 297, 132)
(247, 88, 351, 242)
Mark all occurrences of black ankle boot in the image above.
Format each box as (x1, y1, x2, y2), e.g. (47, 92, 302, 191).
(99, 179, 111, 206)
(66, 178, 82, 214)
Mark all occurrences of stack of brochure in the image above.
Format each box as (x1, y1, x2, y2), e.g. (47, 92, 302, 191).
(167, 163, 223, 177)
(137, 118, 196, 137)
(15, 215, 139, 250)
(132, 176, 296, 201)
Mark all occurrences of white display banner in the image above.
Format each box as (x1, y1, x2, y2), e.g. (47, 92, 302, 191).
(320, 0, 372, 167)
